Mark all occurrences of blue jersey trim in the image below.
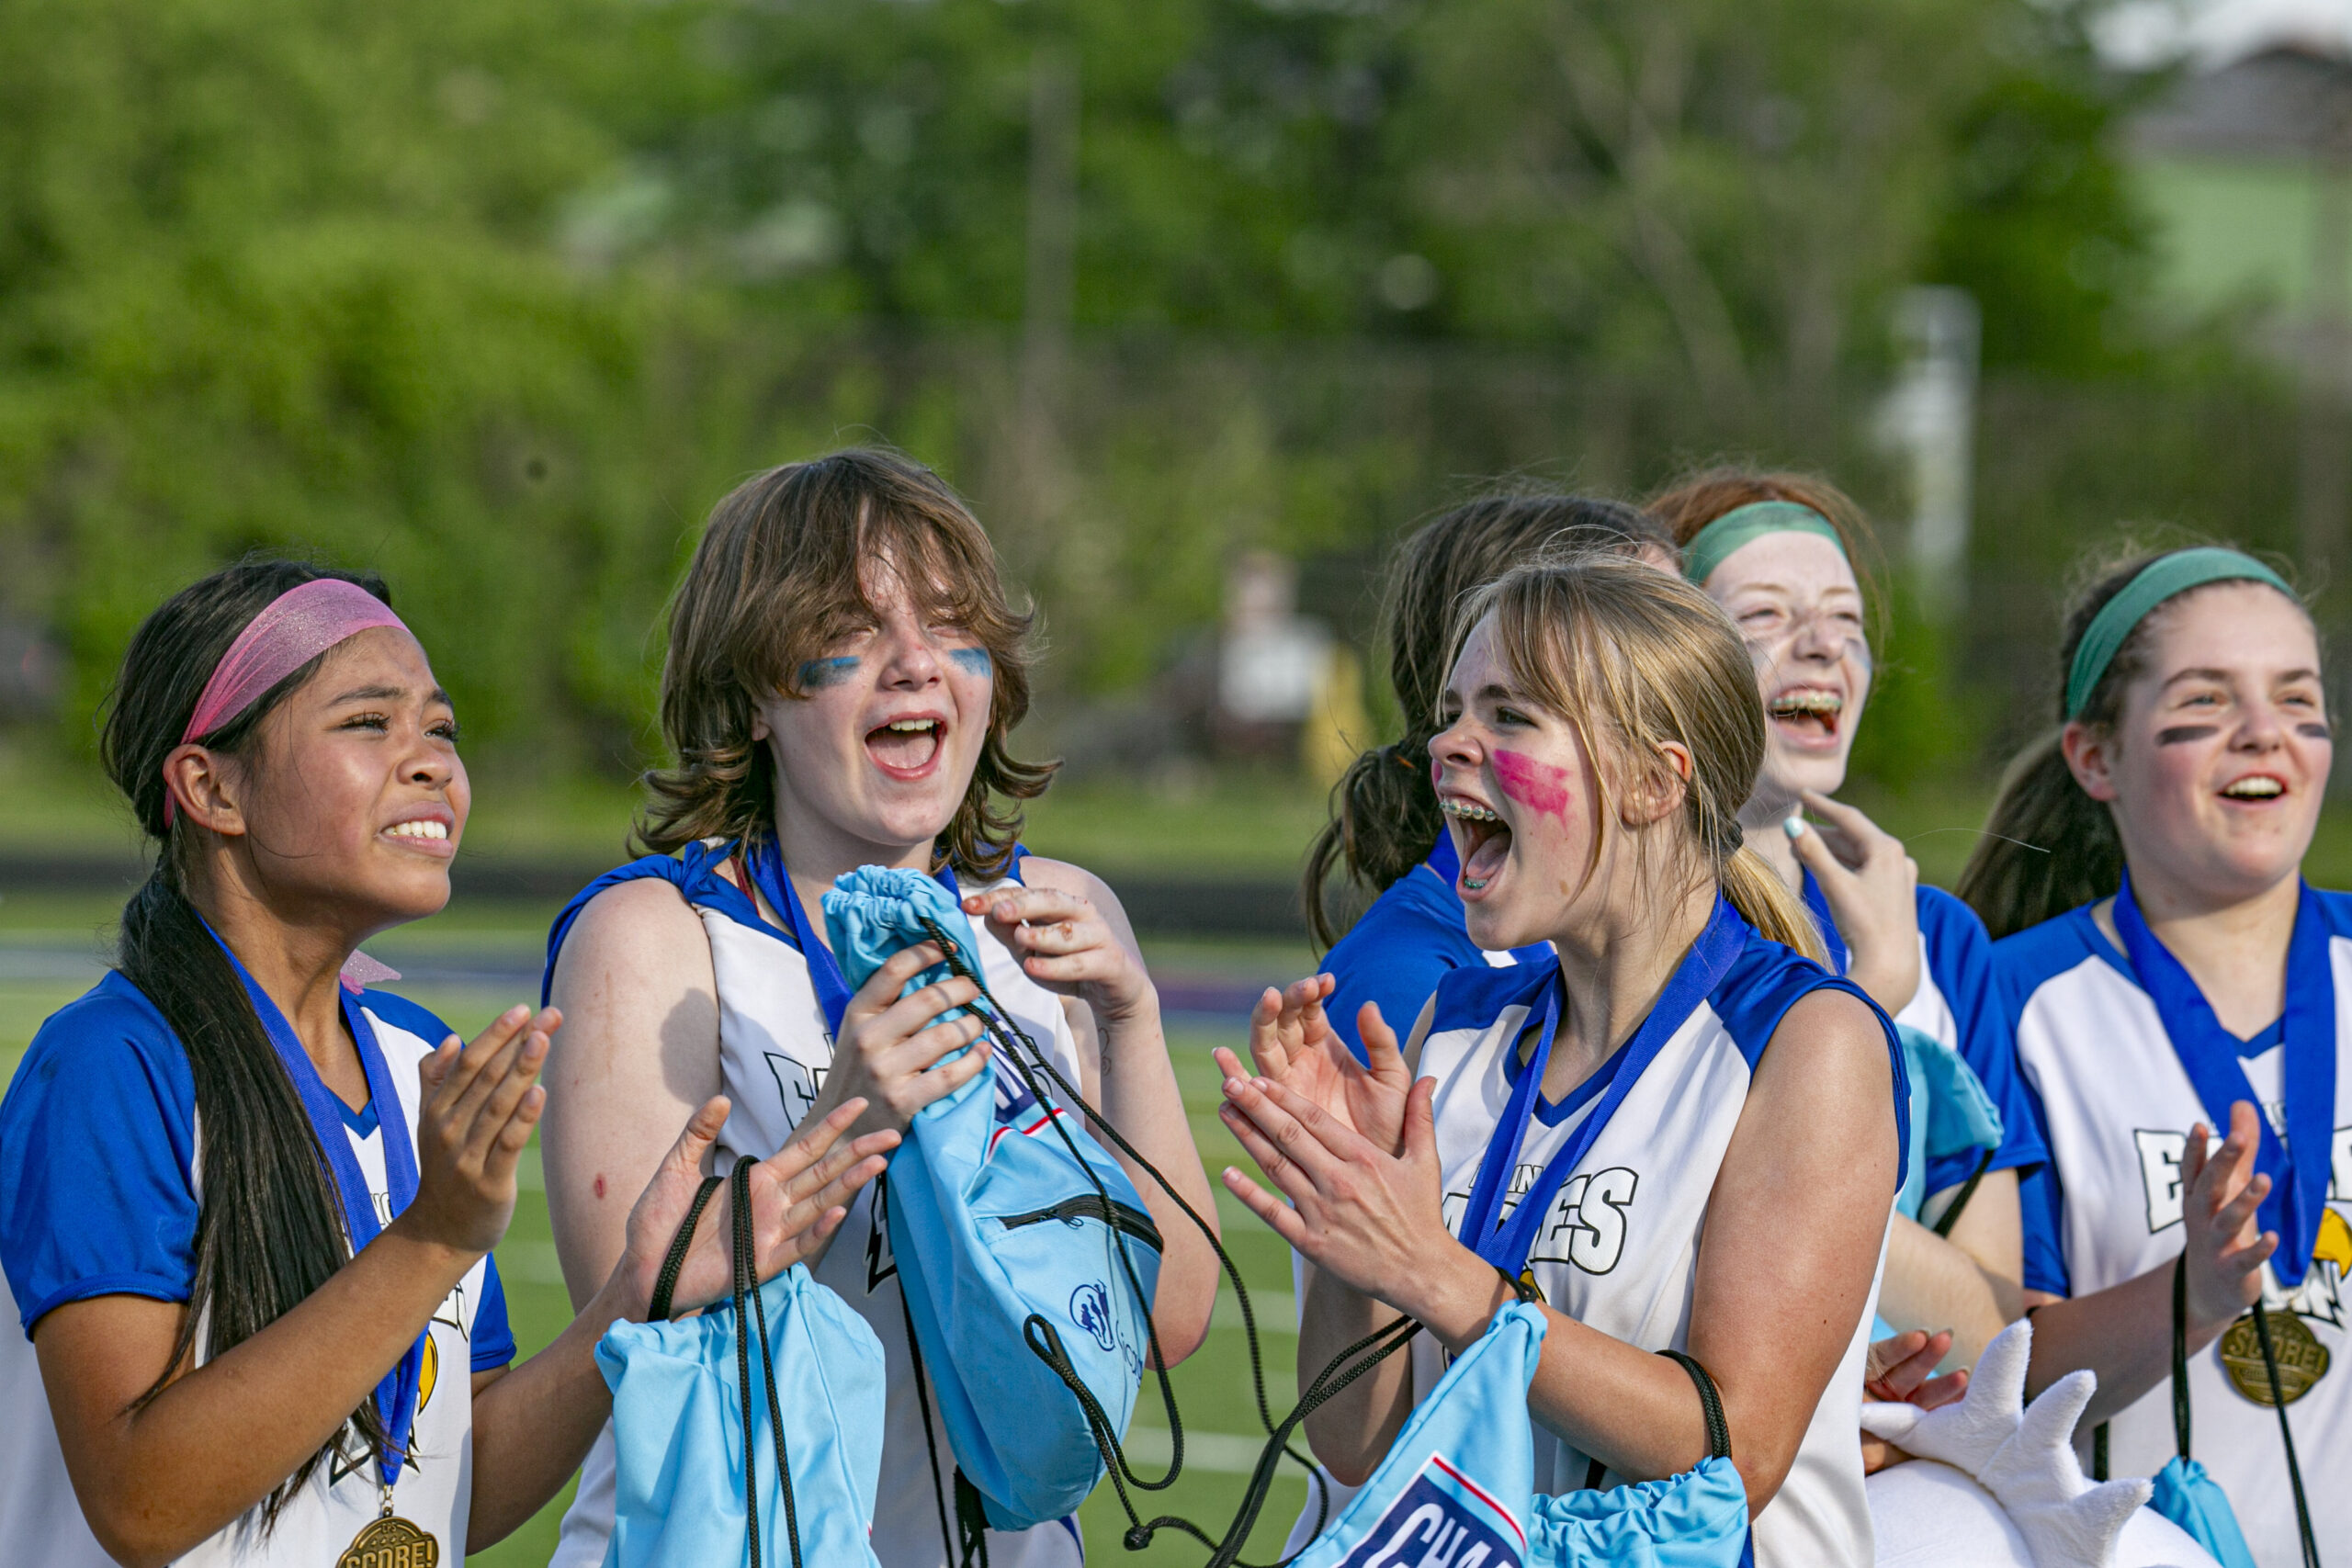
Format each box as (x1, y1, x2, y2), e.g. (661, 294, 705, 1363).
(542, 841, 793, 1006)
(1430, 918, 1911, 1185)
(1914, 886, 2046, 1193)
(543, 841, 1035, 1007)
(346, 990, 466, 1142)
(1992, 908, 2123, 1299)
(1325, 862, 1496, 1060)
(471, 1254, 518, 1371)
(357, 988, 461, 1051)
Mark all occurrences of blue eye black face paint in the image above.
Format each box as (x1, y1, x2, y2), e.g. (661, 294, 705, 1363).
(2299, 723, 2334, 739)
(948, 647, 994, 678)
(797, 656, 862, 690)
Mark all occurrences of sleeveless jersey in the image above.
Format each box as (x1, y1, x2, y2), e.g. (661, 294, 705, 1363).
(1997, 900, 2352, 1568)
(1411, 919, 1901, 1568)
(0, 975, 514, 1568)
(547, 843, 1088, 1568)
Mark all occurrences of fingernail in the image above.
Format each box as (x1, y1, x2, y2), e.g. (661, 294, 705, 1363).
(1254, 1077, 1273, 1092)
(1222, 1077, 1245, 1099)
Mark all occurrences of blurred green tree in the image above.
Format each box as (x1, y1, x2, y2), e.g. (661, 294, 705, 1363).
(0, 0, 2180, 783)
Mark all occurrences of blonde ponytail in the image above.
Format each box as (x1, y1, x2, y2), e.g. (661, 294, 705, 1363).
(1721, 843, 1829, 966)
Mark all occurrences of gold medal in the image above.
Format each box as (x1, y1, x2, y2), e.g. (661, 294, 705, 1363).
(2219, 1311, 2331, 1405)
(339, 1493, 439, 1568)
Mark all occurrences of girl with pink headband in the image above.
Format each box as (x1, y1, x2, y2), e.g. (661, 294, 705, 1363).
(0, 559, 899, 1568)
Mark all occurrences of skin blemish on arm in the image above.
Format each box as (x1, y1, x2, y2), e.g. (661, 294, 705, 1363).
(947, 647, 994, 678)
(592, 1175, 606, 1199)
(796, 656, 861, 690)
(2154, 725, 2220, 746)
(1493, 749, 1572, 819)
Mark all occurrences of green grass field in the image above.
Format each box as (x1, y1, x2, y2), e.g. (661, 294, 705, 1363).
(0, 978, 1316, 1567)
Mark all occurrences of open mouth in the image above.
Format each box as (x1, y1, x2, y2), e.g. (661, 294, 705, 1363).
(1441, 795, 1511, 890)
(1767, 687, 1843, 743)
(866, 716, 944, 777)
(2220, 775, 2286, 801)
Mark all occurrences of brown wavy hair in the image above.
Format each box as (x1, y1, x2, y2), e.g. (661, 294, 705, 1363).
(1301, 494, 1670, 948)
(1645, 466, 1887, 642)
(638, 449, 1056, 876)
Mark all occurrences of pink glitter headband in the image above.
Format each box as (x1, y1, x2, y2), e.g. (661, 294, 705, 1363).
(165, 579, 411, 824)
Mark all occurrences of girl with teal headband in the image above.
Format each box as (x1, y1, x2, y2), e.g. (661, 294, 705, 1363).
(1964, 545, 2341, 1568)
(1652, 468, 2041, 1402)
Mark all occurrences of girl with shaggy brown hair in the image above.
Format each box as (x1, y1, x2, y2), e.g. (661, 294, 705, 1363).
(537, 449, 1217, 1568)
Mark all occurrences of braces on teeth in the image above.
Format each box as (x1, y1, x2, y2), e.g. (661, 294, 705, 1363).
(1441, 799, 1500, 823)
(1769, 691, 1842, 715)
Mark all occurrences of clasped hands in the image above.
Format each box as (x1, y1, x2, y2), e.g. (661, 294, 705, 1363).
(1216, 976, 1505, 1347)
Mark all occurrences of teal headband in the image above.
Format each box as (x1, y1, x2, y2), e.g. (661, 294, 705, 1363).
(1679, 501, 1848, 586)
(2064, 547, 2296, 719)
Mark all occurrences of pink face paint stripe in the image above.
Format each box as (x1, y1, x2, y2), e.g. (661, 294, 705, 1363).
(1492, 749, 1571, 819)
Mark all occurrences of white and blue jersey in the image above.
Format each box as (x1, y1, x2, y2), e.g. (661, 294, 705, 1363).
(543, 841, 1087, 1568)
(1413, 911, 1906, 1568)
(1996, 898, 2352, 1568)
(1319, 834, 1549, 1061)
(1804, 874, 2044, 1199)
(0, 974, 514, 1568)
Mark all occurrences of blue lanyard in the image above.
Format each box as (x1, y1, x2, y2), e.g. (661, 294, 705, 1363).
(2112, 871, 2339, 1289)
(1800, 867, 1850, 977)
(1423, 835, 1550, 966)
(742, 838, 959, 1039)
(1455, 897, 1747, 1273)
(211, 930, 424, 1491)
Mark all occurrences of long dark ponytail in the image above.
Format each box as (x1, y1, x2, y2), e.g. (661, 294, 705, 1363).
(97, 558, 398, 1523)
(1956, 545, 2307, 937)
(1300, 493, 1669, 948)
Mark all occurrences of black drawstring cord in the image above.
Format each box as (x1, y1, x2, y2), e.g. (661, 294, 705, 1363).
(915, 915, 1347, 1561)
(729, 1153, 803, 1568)
(2248, 1300, 2322, 1568)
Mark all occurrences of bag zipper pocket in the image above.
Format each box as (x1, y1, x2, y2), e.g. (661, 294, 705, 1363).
(999, 1194, 1165, 1253)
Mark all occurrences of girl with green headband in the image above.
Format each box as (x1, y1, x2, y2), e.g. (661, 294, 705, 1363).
(1963, 546, 2340, 1568)
(1653, 469, 2041, 1393)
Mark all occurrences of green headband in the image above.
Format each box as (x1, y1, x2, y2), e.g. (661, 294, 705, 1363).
(2064, 547, 2296, 718)
(1680, 501, 1847, 586)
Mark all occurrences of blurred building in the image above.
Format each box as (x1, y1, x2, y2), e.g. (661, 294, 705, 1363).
(2131, 42, 2352, 325)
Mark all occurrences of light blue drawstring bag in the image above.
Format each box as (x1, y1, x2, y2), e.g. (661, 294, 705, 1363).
(824, 867, 1163, 1533)
(1285, 1304, 1544, 1568)
(1284, 1303, 1750, 1568)
(1895, 1023, 2003, 1224)
(1872, 1023, 2006, 1340)
(596, 1161, 888, 1568)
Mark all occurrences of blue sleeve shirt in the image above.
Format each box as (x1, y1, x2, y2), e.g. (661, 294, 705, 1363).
(1322, 864, 1492, 1061)
(1913, 886, 2047, 1196)
(0, 971, 513, 1370)
(1321, 836, 1551, 1062)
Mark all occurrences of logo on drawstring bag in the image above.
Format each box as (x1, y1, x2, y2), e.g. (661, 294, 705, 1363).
(1337, 1457, 1525, 1568)
(1070, 1281, 1116, 1352)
